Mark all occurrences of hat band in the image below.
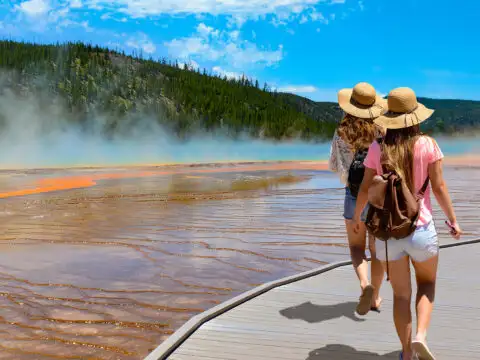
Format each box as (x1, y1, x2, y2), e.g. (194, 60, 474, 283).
(350, 96, 376, 108)
(384, 104, 419, 116)
(349, 96, 383, 119)
(384, 105, 422, 128)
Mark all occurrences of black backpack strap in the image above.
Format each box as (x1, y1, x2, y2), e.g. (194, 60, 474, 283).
(417, 177, 430, 199)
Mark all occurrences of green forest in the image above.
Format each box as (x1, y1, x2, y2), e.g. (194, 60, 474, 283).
(0, 40, 478, 141)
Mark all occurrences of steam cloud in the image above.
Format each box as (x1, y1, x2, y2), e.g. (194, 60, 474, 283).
(0, 83, 331, 170)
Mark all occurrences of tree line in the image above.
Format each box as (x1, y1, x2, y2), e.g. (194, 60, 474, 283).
(0, 40, 478, 141)
(0, 40, 338, 141)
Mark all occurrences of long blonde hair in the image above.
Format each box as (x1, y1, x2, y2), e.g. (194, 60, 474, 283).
(381, 125, 423, 192)
(337, 114, 381, 152)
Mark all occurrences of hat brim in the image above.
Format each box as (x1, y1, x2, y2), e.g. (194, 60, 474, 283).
(374, 103, 434, 130)
(338, 88, 387, 119)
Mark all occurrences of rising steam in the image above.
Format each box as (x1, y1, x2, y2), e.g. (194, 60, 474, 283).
(0, 82, 331, 170)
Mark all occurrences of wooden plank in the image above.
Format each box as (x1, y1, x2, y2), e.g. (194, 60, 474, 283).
(146, 239, 480, 360)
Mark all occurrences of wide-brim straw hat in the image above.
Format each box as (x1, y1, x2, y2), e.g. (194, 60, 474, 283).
(337, 82, 387, 119)
(374, 87, 434, 129)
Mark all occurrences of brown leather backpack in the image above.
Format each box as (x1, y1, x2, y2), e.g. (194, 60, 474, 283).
(365, 171, 429, 280)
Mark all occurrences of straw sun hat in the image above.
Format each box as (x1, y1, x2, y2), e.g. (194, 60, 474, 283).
(337, 82, 387, 119)
(374, 87, 434, 129)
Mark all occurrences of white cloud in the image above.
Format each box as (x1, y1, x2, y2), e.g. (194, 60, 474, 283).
(48, 6, 70, 23)
(178, 60, 200, 71)
(229, 30, 240, 40)
(126, 33, 157, 54)
(165, 26, 283, 70)
(310, 10, 327, 23)
(57, 19, 92, 31)
(226, 15, 247, 28)
(92, 0, 325, 19)
(85, 0, 104, 10)
(197, 23, 219, 38)
(275, 85, 339, 101)
(278, 85, 318, 93)
(73, 0, 347, 28)
(271, 17, 288, 27)
(9, 0, 348, 37)
(299, 9, 327, 24)
(166, 37, 215, 60)
(10, 0, 100, 33)
(100, 12, 129, 22)
(10, 0, 347, 33)
(70, 0, 83, 8)
(212, 66, 244, 80)
(15, 0, 50, 17)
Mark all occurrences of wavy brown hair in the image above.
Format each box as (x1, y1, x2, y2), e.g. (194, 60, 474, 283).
(381, 125, 425, 192)
(337, 114, 381, 152)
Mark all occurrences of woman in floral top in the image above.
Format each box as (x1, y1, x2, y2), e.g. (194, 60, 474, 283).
(328, 82, 387, 316)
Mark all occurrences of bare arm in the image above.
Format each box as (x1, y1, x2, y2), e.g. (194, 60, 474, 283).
(353, 167, 376, 224)
(428, 159, 457, 225)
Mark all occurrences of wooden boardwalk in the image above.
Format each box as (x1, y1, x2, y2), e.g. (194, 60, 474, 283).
(146, 239, 480, 360)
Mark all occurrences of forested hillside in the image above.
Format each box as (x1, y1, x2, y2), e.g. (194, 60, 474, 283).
(0, 41, 338, 141)
(0, 40, 478, 141)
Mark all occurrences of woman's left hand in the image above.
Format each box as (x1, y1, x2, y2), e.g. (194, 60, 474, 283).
(352, 216, 361, 234)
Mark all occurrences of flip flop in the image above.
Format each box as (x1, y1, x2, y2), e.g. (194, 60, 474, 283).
(356, 284, 374, 315)
(412, 340, 436, 360)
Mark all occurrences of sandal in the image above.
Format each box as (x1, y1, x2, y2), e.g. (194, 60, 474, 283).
(356, 284, 374, 315)
(370, 297, 383, 313)
(412, 340, 436, 360)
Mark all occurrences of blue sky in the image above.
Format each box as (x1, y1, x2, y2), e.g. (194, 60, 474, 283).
(0, 0, 479, 101)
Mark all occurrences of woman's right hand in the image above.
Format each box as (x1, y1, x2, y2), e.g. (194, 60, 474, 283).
(449, 221, 463, 240)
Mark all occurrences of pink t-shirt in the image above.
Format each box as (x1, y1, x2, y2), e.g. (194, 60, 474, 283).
(363, 136, 444, 226)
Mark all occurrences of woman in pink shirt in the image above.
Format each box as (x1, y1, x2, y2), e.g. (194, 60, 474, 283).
(352, 88, 462, 360)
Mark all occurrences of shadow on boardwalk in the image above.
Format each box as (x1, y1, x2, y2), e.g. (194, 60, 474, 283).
(279, 301, 365, 323)
(280, 303, 400, 358)
(306, 345, 400, 359)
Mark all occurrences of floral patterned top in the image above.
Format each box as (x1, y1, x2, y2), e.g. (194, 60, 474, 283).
(328, 130, 353, 185)
(328, 127, 383, 185)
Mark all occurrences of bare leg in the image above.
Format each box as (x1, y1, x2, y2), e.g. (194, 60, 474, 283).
(368, 233, 384, 308)
(412, 255, 439, 344)
(345, 219, 369, 290)
(387, 256, 413, 360)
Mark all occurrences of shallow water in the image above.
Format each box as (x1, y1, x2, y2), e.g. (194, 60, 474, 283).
(0, 164, 478, 359)
(1, 136, 479, 169)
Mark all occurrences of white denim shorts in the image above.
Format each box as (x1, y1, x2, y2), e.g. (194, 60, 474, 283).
(375, 221, 439, 263)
